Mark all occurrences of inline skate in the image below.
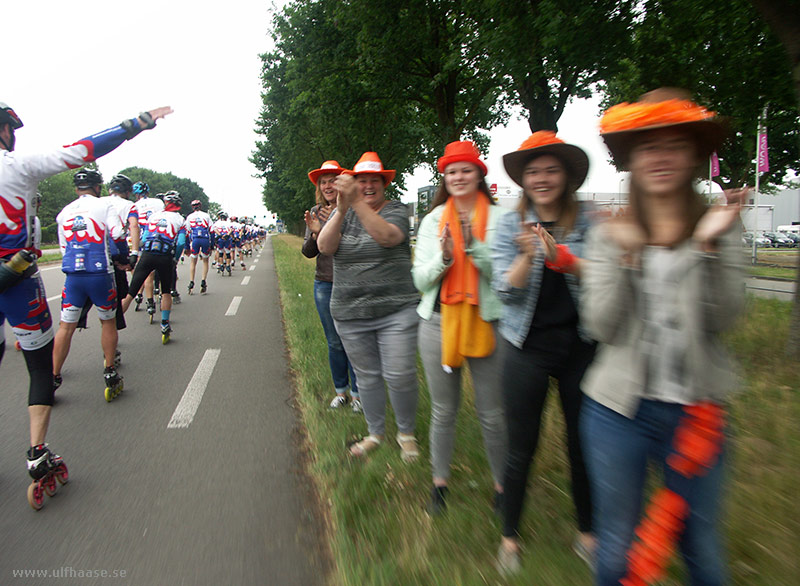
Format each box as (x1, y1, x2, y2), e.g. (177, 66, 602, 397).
(103, 366, 124, 402)
(26, 444, 69, 510)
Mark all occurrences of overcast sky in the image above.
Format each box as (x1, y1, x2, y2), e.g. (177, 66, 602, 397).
(8, 1, 655, 222)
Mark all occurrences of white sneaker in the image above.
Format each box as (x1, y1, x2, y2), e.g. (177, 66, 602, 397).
(329, 395, 349, 409)
(351, 397, 363, 414)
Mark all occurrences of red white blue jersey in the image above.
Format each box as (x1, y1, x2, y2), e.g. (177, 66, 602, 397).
(101, 194, 137, 257)
(0, 122, 134, 258)
(144, 210, 186, 248)
(186, 210, 212, 239)
(211, 219, 232, 237)
(57, 195, 125, 274)
(136, 197, 164, 229)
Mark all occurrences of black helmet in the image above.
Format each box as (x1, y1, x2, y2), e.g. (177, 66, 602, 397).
(219, 211, 228, 220)
(132, 181, 150, 196)
(109, 174, 133, 193)
(73, 169, 104, 189)
(191, 199, 202, 209)
(0, 102, 23, 130)
(164, 191, 182, 207)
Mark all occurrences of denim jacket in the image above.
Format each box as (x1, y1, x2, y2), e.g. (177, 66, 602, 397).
(490, 202, 595, 348)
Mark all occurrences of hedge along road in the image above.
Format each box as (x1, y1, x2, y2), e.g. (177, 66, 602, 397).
(0, 238, 328, 584)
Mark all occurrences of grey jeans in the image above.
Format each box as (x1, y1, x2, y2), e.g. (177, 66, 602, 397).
(419, 312, 507, 484)
(334, 305, 419, 436)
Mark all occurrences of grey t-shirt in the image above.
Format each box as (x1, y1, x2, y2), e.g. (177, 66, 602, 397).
(330, 200, 419, 321)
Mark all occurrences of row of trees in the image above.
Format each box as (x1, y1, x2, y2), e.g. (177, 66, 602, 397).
(252, 0, 799, 234)
(37, 166, 217, 244)
(253, 0, 800, 356)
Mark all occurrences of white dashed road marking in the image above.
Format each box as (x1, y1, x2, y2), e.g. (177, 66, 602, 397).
(225, 296, 242, 316)
(167, 349, 222, 429)
(241, 276, 250, 286)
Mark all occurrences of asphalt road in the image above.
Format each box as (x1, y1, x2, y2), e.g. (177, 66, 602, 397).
(0, 238, 327, 585)
(745, 276, 796, 301)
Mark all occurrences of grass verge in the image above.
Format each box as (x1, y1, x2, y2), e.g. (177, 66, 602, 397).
(273, 234, 799, 586)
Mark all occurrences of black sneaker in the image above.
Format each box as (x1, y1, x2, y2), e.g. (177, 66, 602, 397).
(426, 485, 448, 516)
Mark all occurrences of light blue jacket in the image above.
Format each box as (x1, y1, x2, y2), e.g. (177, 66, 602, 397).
(490, 202, 595, 348)
(413, 203, 509, 321)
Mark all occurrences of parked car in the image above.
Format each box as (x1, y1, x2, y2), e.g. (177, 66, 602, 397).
(742, 232, 772, 247)
(779, 231, 800, 246)
(764, 231, 794, 248)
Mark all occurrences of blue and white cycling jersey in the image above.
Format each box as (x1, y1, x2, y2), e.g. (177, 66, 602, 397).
(56, 195, 124, 274)
(1, 122, 139, 258)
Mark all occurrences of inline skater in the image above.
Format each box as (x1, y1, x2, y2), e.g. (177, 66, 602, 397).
(132, 181, 164, 315)
(185, 199, 212, 294)
(231, 216, 245, 270)
(211, 211, 232, 275)
(163, 190, 183, 304)
(52, 170, 126, 401)
(0, 102, 172, 509)
(121, 192, 186, 344)
(75, 173, 140, 344)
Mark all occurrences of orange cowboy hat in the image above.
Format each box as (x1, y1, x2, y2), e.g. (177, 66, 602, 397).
(437, 140, 488, 176)
(308, 160, 345, 185)
(343, 152, 396, 185)
(599, 87, 728, 168)
(502, 131, 589, 191)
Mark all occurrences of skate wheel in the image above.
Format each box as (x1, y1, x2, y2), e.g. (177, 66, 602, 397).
(27, 482, 44, 510)
(105, 387, 113, 402)
(149, 313, 154, 325)
(44, 474, 58, 497)
(162, 334, 170, 345)
(56, 463, 69, 485)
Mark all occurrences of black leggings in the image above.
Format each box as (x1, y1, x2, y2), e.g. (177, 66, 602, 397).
(501, 330, 595, 537)
(2, 339, 57, 406)
(128, 252, 175, 296)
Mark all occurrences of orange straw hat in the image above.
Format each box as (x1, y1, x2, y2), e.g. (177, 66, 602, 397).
(502, 131, 589, 190)
(437, 140, 488, 176)
(343, 152, 396, 185)
(599, 87, 727, 168)
(308, 160, 345, 185)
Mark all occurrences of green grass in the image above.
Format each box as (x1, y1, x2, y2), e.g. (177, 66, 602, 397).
(273, 234, 799, 586)
(748, 266, 797, 280)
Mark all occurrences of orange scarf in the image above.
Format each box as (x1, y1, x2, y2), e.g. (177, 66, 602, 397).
(438, 194, 495, 370)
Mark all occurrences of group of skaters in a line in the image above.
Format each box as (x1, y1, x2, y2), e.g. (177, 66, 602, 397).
(0, 102, 261, 510)
(303, 88, 745, 585)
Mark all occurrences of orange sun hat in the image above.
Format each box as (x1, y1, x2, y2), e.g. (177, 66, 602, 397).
(599, 88, 727, 167)
(502, 131, 589, 190)
(308, 160, 345, 185)
(343, 152, 396, 185)
(437, 140, 488, 176)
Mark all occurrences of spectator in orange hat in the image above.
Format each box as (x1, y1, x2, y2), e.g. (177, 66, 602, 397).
(318, 152, 420, 461)
(302, 161, 360, 412)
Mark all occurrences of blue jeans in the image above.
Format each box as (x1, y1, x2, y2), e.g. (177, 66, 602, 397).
(581, 397, 726, 586)
(313, 280, 357, 396)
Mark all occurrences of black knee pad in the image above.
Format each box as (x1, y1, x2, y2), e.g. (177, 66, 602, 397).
(23, 340, 55, 406)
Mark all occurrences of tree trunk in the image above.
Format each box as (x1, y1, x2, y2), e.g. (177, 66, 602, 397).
(748, 0, 800, 358)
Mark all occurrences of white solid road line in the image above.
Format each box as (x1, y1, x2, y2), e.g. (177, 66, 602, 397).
(47, 295, 61, 302)
(225, 296, 242, 316)
(167, 348, 222, 429)
(241, 276, 251, 286)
